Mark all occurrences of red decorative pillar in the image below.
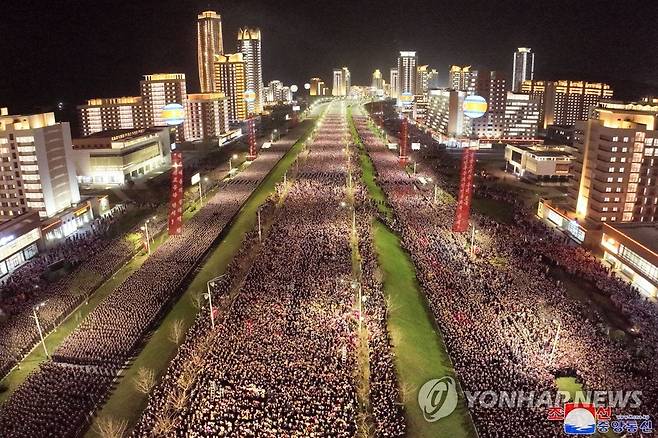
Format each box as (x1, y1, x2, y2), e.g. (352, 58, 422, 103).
(399, 117, 409, 165)
(452, 148, 476, 232)
(247, 117, 257, 160)
(168, 151, 184, 236)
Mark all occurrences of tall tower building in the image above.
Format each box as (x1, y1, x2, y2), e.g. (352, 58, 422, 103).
(569, 101, 658, 224)
(512, 47, 535, 92)
(389, 67, 399, 99)
(332, 68, 350, 97)
(449, 66, 478, 94)
(214, 53, 247, 123)
(310, 77, 325, 96)
(197, 11, 224, 93)
(372, 69, 384, 91)
(237, 28, 263, 114)
(397, 51, 417, 102)
(140, 73, 188, 142)
(0, 110, 80, 220)
(342, 67, 351, 96)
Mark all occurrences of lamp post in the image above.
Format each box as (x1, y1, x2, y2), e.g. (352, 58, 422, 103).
(257, 207, 262, 242)
(197, 176, 208, 205)
(470, 223, 478, 256)
(141, 216, 157, 255)
(229, 154, 238, 173)
(32, 302, 49, 359)
(205, 275, 225, 329)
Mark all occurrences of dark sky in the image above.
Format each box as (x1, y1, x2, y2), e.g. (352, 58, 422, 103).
(1, 0, 657, 114)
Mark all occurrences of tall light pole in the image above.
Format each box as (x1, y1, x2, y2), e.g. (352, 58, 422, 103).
(257, 208, 262, 242)
(205, 275, 225, 329)
(470, 223, 477, 256)
(229, 154, 238, 173)
(33, 302, 49, 359)
(141, 216, 156, 255)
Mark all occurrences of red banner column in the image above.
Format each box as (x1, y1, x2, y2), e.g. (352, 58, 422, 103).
(399, 117, 409, 166)
(168, 151, 184, 236)
(452, 148, 476, 232)
(247, 117, 257, 160)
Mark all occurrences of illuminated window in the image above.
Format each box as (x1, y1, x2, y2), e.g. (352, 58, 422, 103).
(606, 187, 612, 192)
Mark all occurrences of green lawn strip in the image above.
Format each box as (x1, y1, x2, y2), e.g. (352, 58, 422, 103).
(0, 232, 166, 404)
(372, 220, 476, 438)
(86, 112, 323, 437)
(346, 106, 392, 219)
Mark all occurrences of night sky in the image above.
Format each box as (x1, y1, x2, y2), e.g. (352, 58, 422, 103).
(1, 0, 657, 116)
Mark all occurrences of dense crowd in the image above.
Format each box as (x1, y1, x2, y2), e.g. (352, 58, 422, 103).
(0, 205, 135, 379)
(0, 132, 300, 437)
(133, 103, 405, 437)
(353, 109, 658, 437)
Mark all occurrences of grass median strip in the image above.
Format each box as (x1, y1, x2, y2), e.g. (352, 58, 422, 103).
(86, 112, 323, 437)
(349, 105, 476, 437)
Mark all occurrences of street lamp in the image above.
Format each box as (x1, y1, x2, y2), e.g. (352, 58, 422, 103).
(205, 275, 225, 329)
(32, 301, 49, 359)
(229, 154, 239, 172)
(549, 319, 561, 366)
(257, 207, 263, 242)
(470, 223, 478, 256)
(141, 216, 156, 255)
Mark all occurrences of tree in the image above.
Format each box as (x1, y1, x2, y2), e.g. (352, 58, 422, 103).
(133, 367, 156, 395)
(168, 319, 185, 345)
(93, 415, 128, 438)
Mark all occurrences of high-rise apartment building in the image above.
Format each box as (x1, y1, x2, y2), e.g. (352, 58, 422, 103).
(213, 53, 247, 123)
(521, 80, 614, 129)
(140, 73, 188, 142)
(512, 47, 535, 92)
(389, 68, 399, 99)
(372, 69, 384, 91)
(237, 28, 263, 114)
(310, 77, 325, 96)
(415, 66, 439, 94)
(342, 67, 351, 96)
(503, 92, 540, 139)
(426, 89, 470, 137)
(78, 97, 145, 136)
(397, 51, 417, 102)
(569, 101, 658, 224)
(184, 93, 229, 141)
(332, 69, 343, 97)
(198, 11, 224, 93)
(266, 80, 284, 103)
(0, 110, 80, 220)
(449, 66, 478, 95)
(332, 67, 351, 97)
(473, 71, 508, 138)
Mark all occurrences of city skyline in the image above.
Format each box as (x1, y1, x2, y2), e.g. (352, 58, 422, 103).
(1, 0, 657, 113)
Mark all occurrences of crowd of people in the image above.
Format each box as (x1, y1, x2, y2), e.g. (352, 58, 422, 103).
(0, 205, 135, 379)
(133, 103, 405, 437)
(0, 132, 300, 437)
(353, 110, 658, 437)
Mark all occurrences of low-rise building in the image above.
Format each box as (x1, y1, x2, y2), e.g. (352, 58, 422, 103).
(72, 127, 172, 185)
(505, 144, 574, 183)
(601, 223, 657, 297)
(0, 211, 42, 277)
